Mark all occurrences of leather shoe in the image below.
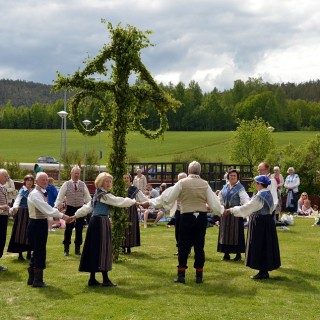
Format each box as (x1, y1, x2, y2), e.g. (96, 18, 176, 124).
(221, 254, 230, 261)
(196, 277, 203, 284)
(88, 279, 101, 286)
(233, 254, 241, 262)
(102, 281, 117, 287)
(174, 277, 185, 284)
(250, 272, 269, 280)
(0, 265, 8, 271)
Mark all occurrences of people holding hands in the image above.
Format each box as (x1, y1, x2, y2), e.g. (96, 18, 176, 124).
(223, 175, 281, 280)
(68, 172, 136, 287)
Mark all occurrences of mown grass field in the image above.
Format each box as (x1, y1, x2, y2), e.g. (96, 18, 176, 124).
(0, 129, 318, 163)
(0, 217, 319, 320)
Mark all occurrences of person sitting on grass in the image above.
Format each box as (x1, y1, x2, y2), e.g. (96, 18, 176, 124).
(143, 207, 164, 228)
(311, 204, 320, 226)
(300, 199, 312, 216)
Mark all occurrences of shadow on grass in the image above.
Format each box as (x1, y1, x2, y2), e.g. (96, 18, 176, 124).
(0, 269, 24, 282)
(31, 283, 73, 299)
(272, 267, 320, 294)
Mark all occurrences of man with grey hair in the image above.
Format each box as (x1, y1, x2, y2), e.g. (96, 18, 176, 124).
(0, 169, 10, 271)
(55, 165, 91, 256)
(140, 161, 223, 284)
(27, 172, 69, 287)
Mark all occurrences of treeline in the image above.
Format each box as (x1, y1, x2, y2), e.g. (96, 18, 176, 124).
(1, 77, 320, 131)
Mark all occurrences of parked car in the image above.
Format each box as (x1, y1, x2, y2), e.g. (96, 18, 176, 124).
(37, 156, 59, 164)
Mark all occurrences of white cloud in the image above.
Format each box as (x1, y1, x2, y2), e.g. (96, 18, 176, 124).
(1, 0, 320, 90)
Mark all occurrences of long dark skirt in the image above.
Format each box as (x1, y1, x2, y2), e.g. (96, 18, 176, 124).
(245, 214, 281, 271)
(122, 206, 140, 248)
(79, 215, 112, 273)
(217, 215, 245, 254)
(8, 208, 31, 253)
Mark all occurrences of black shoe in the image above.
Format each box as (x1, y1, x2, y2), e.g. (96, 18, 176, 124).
(18, 255, 25, 261)
(196, 277, 203, 284)
(221, 254, 230, 261)
(64, 251, 69, 256)
(250, 272, 269, 280)
(173, 277, 185, 284)
(0, 265, 8, 271)
(26, 251, 31, 259)
(88, 279, 101, 286)
(32, 281, 47, 287)
(75, 245, 81, 255)
(233, 254, 241, 262)
(102, 280, 117, 287)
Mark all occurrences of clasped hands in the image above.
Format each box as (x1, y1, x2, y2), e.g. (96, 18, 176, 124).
(136, 201, 150, 209)
(62, 214, 76, 224)
(222, 208, 231, 216)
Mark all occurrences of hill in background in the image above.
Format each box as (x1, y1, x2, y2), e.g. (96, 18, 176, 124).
(0, 79, 66, 107)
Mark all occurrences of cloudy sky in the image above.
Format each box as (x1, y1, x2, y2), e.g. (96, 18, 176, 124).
(1, 0, 319, 92)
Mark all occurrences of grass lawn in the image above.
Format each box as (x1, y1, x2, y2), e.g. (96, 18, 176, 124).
(0, 216, 319, 320)
(1, 130, 319, 164)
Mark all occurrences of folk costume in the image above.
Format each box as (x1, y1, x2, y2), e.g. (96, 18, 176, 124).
(148, 173, 224, 283)
(7, 186, 32, 257)
(229, 175, 281, 279)
(55, 179, 91, 256)
(74, 188, 136, 286)
(218, 181, 249, 260)
(122, 185, 148, 253)
(27, 185, 66, 287)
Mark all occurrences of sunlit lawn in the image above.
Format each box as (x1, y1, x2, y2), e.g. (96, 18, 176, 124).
(0, 216, 319, 320)
(1, 130, 319, 164)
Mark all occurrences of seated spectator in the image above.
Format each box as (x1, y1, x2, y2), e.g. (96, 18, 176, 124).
(297, 192, 308, 214)
(300, 199, 312, 216)
(143, 183, 168, 228)
(52, 218, 66, 229)
(146, 183, 159, 198)
(311, 205, 320, 226)
(143, 208, 164, 228)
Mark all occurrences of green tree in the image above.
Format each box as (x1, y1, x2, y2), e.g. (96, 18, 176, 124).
(29, 103, 49, 129)
(2, 101, 17, 129)
(230, 118, 275, 166)
(53, 21, 180, 261)
(276, 135, 320, 195)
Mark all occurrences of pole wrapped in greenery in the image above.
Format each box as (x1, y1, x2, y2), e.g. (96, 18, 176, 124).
(53, 21, 181, 261)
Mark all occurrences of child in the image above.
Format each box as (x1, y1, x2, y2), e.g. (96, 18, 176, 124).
(301, 199, 312, 216)
(311, 204, 320, 226)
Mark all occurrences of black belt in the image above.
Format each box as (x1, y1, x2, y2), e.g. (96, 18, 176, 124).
(182, 211, 207, 218)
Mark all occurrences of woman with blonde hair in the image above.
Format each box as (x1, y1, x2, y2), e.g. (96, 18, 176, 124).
(69, 172, 136, 287)
(297, 192, 308, 215)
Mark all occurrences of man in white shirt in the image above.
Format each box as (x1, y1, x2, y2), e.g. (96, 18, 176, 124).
(55, 165, 91, 256)
(140, 161, 223, 284)
(27, 172, 68, 287)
